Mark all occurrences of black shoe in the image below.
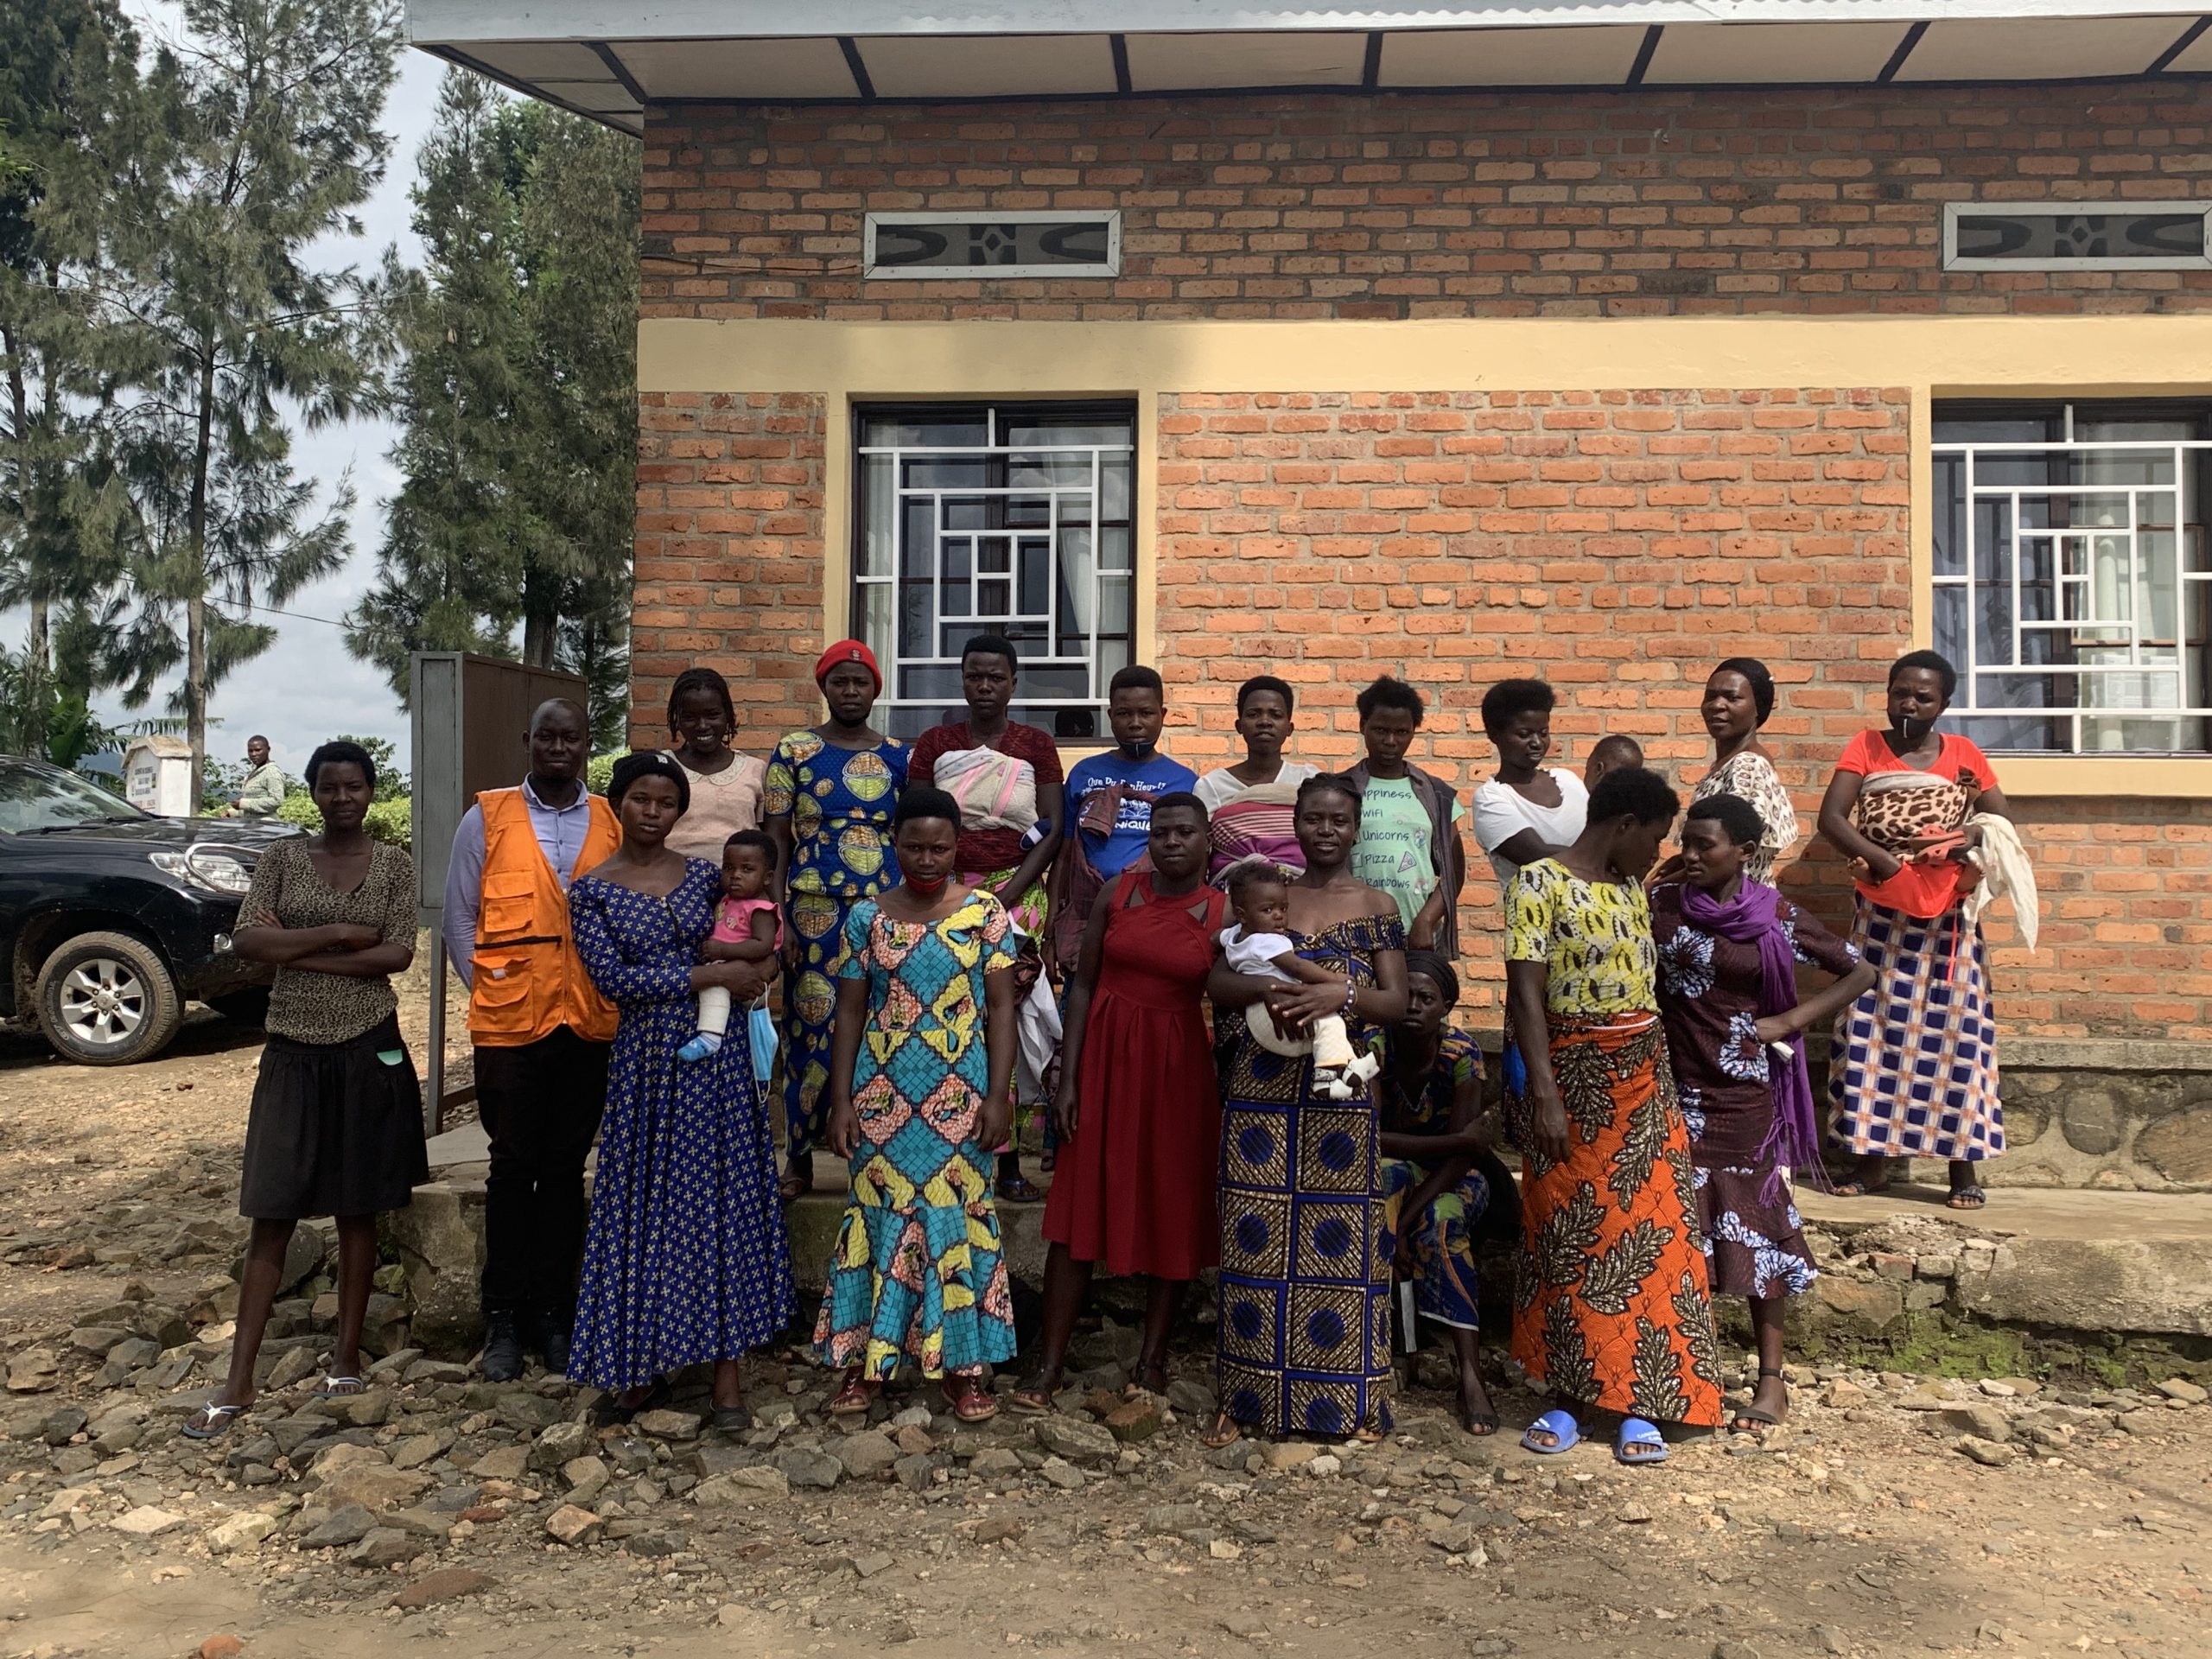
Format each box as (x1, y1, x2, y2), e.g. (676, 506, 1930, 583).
(481, 1311, 524, 1382)
(538, 1307, 575, 1376)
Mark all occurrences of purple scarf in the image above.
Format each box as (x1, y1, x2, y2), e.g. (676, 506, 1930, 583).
(1679, 878, 1827, 1201)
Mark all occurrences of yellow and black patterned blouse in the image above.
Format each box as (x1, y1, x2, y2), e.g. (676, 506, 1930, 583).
(1503, 858, 1658, 1017)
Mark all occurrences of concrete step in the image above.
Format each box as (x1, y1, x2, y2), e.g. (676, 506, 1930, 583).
(1794, 1182, 2212, 1339)
(395, 1135, 2210, 1352)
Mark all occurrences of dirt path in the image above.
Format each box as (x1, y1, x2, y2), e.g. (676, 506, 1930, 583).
(3, 1004, 2207, 1659)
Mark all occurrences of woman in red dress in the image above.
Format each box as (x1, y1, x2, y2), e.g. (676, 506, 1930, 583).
(1012, 794, 1226, 1409)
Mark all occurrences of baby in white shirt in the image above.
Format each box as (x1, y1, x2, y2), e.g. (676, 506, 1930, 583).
(1219, 866, 1380, 1102)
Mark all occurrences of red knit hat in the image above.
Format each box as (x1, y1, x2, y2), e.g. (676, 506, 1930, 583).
(814, 639, 881, 692)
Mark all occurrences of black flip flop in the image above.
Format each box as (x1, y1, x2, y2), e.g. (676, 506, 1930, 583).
(1948, 1185, 1988, 1211)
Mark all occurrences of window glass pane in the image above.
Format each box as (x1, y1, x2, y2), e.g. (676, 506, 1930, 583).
(1934, 454, 1966, 578)
(865, 413, 986, 448)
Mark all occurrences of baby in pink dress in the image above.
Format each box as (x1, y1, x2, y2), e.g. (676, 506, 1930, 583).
(679, 830, 785, 1063)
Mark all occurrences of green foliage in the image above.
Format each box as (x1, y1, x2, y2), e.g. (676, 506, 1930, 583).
(585, 752, 620, 796)
(325, 732, 406, 801)
(200, 753, 244, 811)
(345, 70, 638, 752)
(277, 786, 411, 851)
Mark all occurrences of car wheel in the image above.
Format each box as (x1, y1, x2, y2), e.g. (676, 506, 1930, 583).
(34, 931, 184, 1066)
(207, 988, 271, 1028)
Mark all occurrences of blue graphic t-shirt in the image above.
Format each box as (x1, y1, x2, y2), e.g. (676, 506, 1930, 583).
(1064, 749, 1198, 878)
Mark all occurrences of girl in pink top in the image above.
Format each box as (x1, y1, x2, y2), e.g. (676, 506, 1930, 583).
(680, 831, 785, 1063)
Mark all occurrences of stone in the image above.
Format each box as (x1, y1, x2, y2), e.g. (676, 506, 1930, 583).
(302, 1504, 378, 1549)
(388, 1434, 448, 1471)
(975, 1516, 1024, 1544)
(1307, 1453, 1342, 1477)
(347, 1528, 428, 1569)
(1812, 1278, 1904, 1330)
(969, 1447, 1025, 1479)
(1146, 1503, 1209, 1535)
(1942, 1405, 2012, 1443)
(1104, 1400, 1163, 1443)
(1618, 1501, 1654, 1523)
(1955, 1436, 2017, 1468)
(69, 1325, 130, 1357)
(111, 1505, 186, 1536)
(696, 1466, 790, 1505)
(1262, 1441, 1317, 1472)
(1820, 1381, 1869, 1409)
(893, 1452, 938, 1493)
(131, 1305, 193, 1347)
(2156, 1377, 2209, 1405)
(2117, 1409, 2171, 1436)
(2135, 1107, 2212, 1185)
(494, 1390, 568, 1432)
(469, 1443, 531, 1481)
(199, 1638, 245, 1659)
(1713, 1644, 1761, 1659)
(893, 1423, 934, 1456)
(835, 1429, 901, 1479)
(389, 1567, 496, 1611)
(318, 1461, 435, 1516)
(385, 1184, 486, 1349)
(1033, 1416, 1118, 1468)
(1039, 1458, 1086, 1491)
(846, 1552, 895, 1580)
(545, 1504, 603, 1546)
(563, 1455, 611, 1504)
(1166, 1377, 1217, 1416)
(207, 1512, 278, 1554)
(772, 1446, 844, 1490)
(1220, 1612, 1268, 1638)
(634, 1408, 703, 1440)
(265, 1345, 319, 1391)
(40, 1406, 89, 1446)
(2059, 1089, 2127, 1156)
(6, 1350, 60, 1393)
(529, 1420, 595, 1471)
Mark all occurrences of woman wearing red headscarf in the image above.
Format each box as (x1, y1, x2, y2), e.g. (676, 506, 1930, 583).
(764, 641, 911, 1198)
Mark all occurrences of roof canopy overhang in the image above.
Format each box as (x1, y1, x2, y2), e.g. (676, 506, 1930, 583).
(404, 2, 2212, 136)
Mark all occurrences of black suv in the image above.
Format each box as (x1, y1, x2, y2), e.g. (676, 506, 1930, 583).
(0, 753, 302, 1065)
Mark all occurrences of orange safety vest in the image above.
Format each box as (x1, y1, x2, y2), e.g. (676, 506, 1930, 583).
(467, 785, 621, 1046)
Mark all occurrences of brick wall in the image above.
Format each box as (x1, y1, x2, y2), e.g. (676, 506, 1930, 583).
(1153, 386, 2212, 1040)
(631, 391, 828, 742)
(642, 81, 2212, 321)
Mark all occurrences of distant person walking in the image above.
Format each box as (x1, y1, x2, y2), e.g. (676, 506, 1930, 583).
(182, 741, 425, 1438)
(442, 699, 624, 1382)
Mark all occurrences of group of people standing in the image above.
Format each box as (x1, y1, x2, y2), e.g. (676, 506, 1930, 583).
(182, 633, 2026, 1470)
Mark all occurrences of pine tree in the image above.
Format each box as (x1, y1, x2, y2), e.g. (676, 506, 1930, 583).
(346, 70, 638, 750)
(100, 0, 398, 804)
(0, 0, 153, 759)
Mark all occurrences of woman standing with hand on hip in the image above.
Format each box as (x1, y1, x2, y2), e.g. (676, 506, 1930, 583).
(765, 640, 910, 1199)
(813, 788, 1020, 1424)
(1818, 650, 2013, 1211)
(181, 741, 426, 1439)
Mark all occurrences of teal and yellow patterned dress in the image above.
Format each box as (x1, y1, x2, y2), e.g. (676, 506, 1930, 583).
(1379, 1026, 1492, 1332)
(764, 729, 909, 1165)
(811, 891, 1020, 1380)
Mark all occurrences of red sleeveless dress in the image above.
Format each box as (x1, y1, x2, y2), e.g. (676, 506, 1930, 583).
(1042, 874, 1228, 1280)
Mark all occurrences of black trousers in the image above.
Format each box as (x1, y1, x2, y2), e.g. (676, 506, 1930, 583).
(474, 1026, 609, 1318)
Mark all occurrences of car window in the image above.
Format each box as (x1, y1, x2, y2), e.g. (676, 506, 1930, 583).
(0, 762, 150, 835)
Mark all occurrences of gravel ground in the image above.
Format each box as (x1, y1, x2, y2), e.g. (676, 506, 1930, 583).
(1, 993, 2207, 1659)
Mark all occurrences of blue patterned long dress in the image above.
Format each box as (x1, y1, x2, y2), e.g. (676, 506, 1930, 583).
(566, 861, 796, 1389)
(1215, 910, 1404, 1440)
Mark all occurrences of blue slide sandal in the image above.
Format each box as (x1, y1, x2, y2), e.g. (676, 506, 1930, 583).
(1519, 1409, 1581, 1454)
(1616, 1416, 1669, 1465)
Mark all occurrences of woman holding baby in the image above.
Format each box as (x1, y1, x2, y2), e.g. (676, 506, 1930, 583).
(564, 751, 794, 1428)
(1202, 774, 1408, 1448)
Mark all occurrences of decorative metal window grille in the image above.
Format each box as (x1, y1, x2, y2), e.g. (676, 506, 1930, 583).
(1942, 202, 2212, 270)
(862, 212, 1122, 280)
(1932, 402, 2212, 754)
(854, 404, 1136, 743)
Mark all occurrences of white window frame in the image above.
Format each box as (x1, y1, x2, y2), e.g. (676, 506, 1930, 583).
(861, 211, 1122, 281)
(1942, 201, 2212, 272)
(1932, 403, 2212, 756)
(853, 403, 1137, 740)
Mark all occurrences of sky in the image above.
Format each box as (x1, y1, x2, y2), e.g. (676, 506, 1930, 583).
(3, 8, 454, 785)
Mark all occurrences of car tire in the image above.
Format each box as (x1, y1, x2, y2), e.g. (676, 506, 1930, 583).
(34, 931, 185, 1066)
(207, 988, 271, 1028)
